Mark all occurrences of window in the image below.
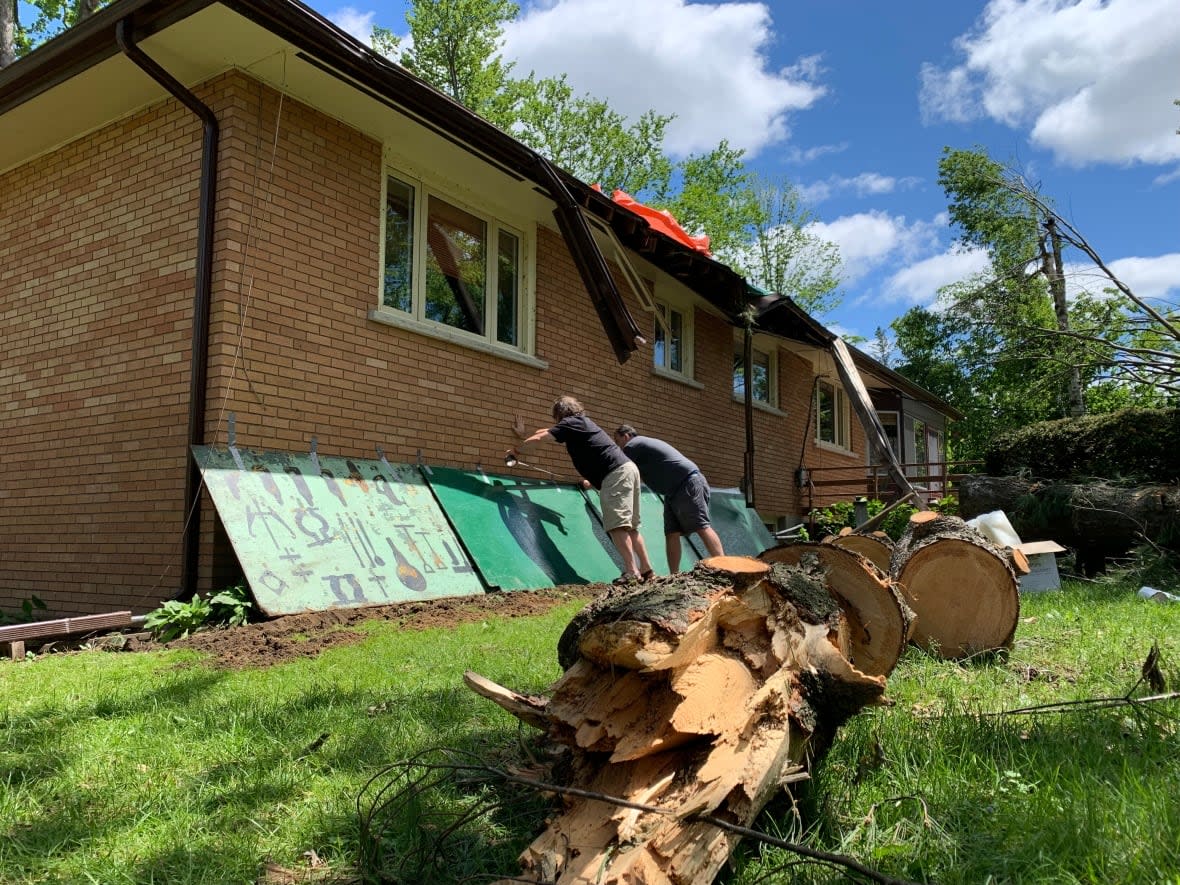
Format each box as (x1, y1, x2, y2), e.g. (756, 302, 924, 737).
(654, 301, 686, 374)
(878, 411, 900, 457)
(815, 380, 851, 449)
(381, 172, 527, 350)
(733, 341, 775, 406)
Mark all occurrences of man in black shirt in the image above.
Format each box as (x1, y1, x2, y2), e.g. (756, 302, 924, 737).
(614, 424, 725, 572)
(510, 396, 654, 584)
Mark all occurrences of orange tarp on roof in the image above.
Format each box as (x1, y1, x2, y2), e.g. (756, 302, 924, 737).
(592, 185, 711, 257)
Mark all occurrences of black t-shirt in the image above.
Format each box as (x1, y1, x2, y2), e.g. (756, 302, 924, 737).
(622, 436, 699, 496)
(549, 415, 629, 489)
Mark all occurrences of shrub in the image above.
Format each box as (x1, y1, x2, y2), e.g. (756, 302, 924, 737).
(143, 584, 259, 642)
(984, 407, 1180, 482)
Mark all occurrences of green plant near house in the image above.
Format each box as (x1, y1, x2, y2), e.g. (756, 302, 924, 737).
(142, 596, 212, 642)
(143, 584, 259, 642)
(209, 583, 256, 628)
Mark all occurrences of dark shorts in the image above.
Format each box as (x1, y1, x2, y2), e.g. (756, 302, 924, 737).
(663, 472, 711, 534)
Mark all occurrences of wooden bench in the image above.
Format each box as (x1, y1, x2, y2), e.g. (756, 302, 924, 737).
(0, 611, 133, 660)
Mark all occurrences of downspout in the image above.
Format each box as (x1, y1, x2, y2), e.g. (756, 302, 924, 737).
(116, 18, 217, 600)
(741, 317, 756, 508)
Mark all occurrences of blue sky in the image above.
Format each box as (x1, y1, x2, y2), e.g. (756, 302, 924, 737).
(310, 1, 1177, 342)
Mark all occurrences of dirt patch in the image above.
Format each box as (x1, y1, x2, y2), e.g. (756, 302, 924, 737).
(125, 585, 600, 669)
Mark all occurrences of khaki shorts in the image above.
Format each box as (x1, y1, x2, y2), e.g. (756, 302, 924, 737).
(599, 461, 641, 533)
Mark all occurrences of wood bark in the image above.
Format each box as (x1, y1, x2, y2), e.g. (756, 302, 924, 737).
(890, 512, 1020, 659)
(759, 542, 912, 677)
(466, 556, 886, 885)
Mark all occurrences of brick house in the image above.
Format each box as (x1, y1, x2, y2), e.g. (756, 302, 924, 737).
(0, 0, 957, 617)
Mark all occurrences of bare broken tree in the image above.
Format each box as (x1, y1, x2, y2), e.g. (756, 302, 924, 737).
(465, 556, 890, 884)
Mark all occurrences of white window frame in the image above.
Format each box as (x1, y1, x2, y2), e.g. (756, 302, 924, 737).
(652, 296, 697, 384)
(815, 379, 852, 452)
(732, 335, 781, 412)
(371, 161, 539, 364)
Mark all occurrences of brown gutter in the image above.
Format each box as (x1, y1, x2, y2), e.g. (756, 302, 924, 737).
(116, 16, 217, 600)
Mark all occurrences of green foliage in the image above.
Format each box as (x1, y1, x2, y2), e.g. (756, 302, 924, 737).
(142, 596, 212, 642)
(810, 495, 959, 541)
(209, 583, 256, 628)
(0, 594, 47, 626)
(984, 407, 1180, 482)
(143, 584, 259, 641)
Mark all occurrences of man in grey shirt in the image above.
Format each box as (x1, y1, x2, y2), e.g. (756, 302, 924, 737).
(614, 425, 725, 572)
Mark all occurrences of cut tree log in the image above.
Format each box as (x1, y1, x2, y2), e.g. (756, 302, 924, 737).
(759, 542, 913, 677)
(829, 531, 894, 576)
(468, 556, 886, 885)
(890, 512, 1020, 659)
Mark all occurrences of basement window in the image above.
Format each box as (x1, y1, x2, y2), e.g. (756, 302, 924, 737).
(377, 170, 534, 356)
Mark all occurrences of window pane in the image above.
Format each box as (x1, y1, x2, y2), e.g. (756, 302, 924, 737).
(654, 304, 667, 368)
(817, 383, 835, 442)
(425, 196, 486, 335)
(734, 344, 770, 403)
(669, 309, 683, 373)
(383, 176, 414, 312)
(914, 419, 928, 464)
(496, 229, 519, 346)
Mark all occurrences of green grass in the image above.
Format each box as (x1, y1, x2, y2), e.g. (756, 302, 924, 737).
(2, 582, 1179, 884)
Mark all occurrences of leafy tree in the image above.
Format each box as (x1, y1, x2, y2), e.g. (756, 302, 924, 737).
(938, 147, 1086, 416)
(510, 73, 673, 195)
(1, 0, 104, 68)
(372, 0, 843, 313)
(742, 175, 841, 316)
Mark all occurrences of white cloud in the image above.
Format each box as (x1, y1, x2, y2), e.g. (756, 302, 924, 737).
(807, 211, 942, 284)
(799, 172, 921, 205)
(501, 0, 825, 157)
(919, 0, 1180, 166)
(327, 6, 376, 43)
(882, 247, 991, 306)
(1066, 253, 1180, 303)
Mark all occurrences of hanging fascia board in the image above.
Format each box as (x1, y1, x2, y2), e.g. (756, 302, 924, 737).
(581, 209, 669, 340)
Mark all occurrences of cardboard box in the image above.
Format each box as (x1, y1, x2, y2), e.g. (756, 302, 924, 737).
(1015, 541, 1067, 592)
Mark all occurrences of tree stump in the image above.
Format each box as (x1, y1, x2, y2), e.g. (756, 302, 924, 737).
(890, 511, 1020, 658)
(759, 542, 913, 677)
(466, 556, 886, 885)
(829, 530, 894, 575)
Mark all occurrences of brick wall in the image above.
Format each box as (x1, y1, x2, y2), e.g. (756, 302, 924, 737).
(1, 69, 871, 615)
(0, 97, 200, 616)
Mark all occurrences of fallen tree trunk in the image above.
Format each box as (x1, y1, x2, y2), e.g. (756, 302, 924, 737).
(959, 474, 1180, 574)
(467, 556, 886, 885)
(890, 512, 1020, 659)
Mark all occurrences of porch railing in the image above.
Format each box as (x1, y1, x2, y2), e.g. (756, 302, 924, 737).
(799, 459, 984, 513)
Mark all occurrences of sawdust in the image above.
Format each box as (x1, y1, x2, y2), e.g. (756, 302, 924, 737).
(122, 586, 598, 669)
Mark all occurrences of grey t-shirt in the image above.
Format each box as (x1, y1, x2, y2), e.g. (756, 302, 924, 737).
(622, 436, 699, 496)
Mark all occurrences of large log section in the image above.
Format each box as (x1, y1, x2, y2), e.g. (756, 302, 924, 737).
(890, 512, 1023, 659)
(466, 556, 887, 885)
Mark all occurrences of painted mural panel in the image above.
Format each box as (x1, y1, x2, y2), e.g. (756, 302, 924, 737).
(193, 447, 483, 615)
(426, 467, 622, 590)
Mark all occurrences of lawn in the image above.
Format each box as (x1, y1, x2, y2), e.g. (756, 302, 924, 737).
(1, 579, 1178, 884)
